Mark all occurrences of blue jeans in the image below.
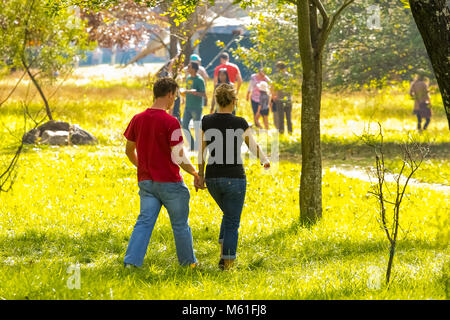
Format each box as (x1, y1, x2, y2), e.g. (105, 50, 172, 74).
(172, 97, 181, 122)
(124, 180, 197, 267)
(182, 105, 202, 151)
(206, 177, 246, 259)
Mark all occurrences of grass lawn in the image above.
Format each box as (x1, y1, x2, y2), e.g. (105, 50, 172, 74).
(0, 65, 449, 299)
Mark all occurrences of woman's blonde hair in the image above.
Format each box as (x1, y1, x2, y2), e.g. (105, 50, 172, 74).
(215, 83, 236, 108)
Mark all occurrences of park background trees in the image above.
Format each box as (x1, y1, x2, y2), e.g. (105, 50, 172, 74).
(1, 0, 449, 224)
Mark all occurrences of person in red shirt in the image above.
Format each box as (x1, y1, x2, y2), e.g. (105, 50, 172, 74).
(213, 52, 243, 95)
(123, 77, 204, 268)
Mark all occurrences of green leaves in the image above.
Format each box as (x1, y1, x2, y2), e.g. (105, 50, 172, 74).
(1, 0, 91, 80)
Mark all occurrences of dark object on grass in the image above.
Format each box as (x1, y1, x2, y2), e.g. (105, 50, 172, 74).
(22, 120, 98, 146)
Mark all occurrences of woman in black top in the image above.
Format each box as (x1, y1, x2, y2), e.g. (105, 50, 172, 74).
(198, 83, 270, 270)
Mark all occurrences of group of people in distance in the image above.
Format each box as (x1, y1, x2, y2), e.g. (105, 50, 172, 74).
(122, 52, 273, 271)
(158, 51, 294, 152)
(121, 52, 434, 271)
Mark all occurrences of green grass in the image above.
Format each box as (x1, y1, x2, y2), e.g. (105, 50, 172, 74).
(0, 70, 449, 300)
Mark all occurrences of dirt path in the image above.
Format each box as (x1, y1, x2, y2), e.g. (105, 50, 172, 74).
(329, 164, 450, 194)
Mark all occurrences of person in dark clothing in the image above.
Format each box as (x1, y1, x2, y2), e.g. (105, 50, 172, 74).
(410, 72, 432, 131)
(272, 61, 293, 134)
(156, 54, 182, 122)
(198, 83, 271, 270)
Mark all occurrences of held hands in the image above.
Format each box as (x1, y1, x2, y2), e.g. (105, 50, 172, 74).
(194, 173, 206, 192)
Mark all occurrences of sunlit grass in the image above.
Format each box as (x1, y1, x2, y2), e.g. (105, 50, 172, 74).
(0, 67, 449, 300)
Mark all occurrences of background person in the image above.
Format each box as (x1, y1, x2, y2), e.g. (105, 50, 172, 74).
(213, 52, 243, 95)
(198, 83, 270, 271)
(410, 72, 432, 131)
(210, 68, 233, 114)
(247, 68, 271, 129)
(272, 61, 293, 135)
(182, 61, 207, 151)
(183, 54, 209, 82)
(156, 53, 182, 122)
(256, 81, 271, 130)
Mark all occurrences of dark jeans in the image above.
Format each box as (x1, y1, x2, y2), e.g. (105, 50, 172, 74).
(275, 100, 292, 134)
(416, 114, 430, 130)
(182, 105, 202, 151)
(206, 177, 246, 259)
(172, 97, 181, 122)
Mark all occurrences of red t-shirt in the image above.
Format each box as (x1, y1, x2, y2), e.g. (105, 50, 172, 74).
(214, 63, 240, 83)
(124, 108, 184, 182)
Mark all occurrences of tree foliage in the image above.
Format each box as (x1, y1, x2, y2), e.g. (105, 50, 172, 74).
(325, 0, 432, 88)
(233, 0, 433, 89)
(0, 0, 92, 119)
(0, 0, 91, 76)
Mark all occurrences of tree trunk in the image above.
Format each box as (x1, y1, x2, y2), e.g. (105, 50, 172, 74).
(300, 58, 323, 224)
(168, 13, 179, 60)
(386, 241, 395, 285)
(183, 37, 194, 66)
(409, 0, 450, 129)
(297, 0, 323, 225)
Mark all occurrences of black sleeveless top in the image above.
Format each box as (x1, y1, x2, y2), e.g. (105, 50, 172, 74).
(201, 113, 250, 179)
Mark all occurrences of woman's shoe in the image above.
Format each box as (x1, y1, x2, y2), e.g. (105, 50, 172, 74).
(218, 259, 224, 270)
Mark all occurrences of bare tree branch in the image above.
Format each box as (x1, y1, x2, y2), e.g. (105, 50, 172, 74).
(0, 72, 27, 108)
(326, 0, 354, 38)
(310, 0, 329, 25)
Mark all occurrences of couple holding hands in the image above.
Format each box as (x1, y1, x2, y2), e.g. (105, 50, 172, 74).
(123, 77, 270, 271)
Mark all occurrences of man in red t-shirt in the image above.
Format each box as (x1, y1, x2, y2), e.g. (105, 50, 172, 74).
(213, 52, 243, 94)
(123, 77, 204, 268)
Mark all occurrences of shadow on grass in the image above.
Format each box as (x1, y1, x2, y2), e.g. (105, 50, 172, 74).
(0, 224, 445, 287)
(280, 139, 450, 161)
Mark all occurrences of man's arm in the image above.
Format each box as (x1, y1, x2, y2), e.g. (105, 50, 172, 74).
(200, 67, 209, 81)
(189, 91, 207, 98)
(125, 140, 138, 167)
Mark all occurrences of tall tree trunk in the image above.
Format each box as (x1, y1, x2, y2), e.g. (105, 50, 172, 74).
(183, 37, 194, 66)
(297, 0, 323, 224)
(409, 0, 450, 129)
(169, 20, 179, 59)
(300, 57, 323, 224)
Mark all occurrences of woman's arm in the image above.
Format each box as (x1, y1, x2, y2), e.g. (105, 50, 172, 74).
(197, 130, 207, 188)
(243, 128, 270, 167)
(210, 88, 216, 113)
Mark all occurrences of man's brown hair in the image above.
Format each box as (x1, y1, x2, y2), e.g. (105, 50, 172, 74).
(153, 77, 179, 99)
